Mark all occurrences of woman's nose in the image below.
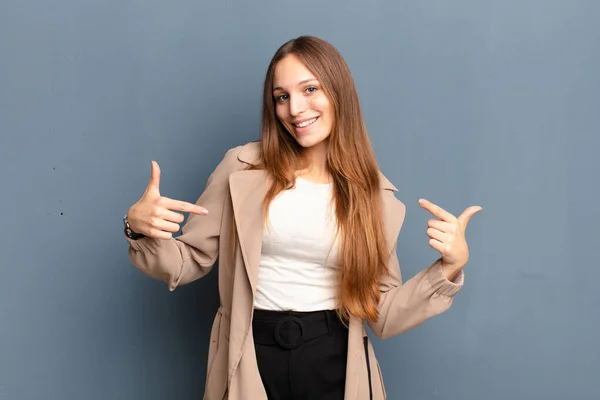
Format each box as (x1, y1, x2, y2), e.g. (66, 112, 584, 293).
(289, 94, 307, 116)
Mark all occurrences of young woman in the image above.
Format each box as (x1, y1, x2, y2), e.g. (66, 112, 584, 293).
(124, 36, 481, 400)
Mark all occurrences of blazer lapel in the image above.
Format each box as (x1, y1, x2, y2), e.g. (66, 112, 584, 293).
(381, 192, 406, 252)
(378, 172, 405, 252)
(228, 141, 405, 297)
(228, 169, 269, 295)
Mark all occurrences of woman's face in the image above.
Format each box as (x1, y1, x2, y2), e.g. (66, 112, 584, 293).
(272, 55, 334, 150)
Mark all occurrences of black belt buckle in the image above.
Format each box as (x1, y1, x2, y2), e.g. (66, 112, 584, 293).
(274, 315, 305, 349)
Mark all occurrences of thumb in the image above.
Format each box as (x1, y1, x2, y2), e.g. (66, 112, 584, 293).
(458, 205, 482, 226)
(146, 161, 161, 194)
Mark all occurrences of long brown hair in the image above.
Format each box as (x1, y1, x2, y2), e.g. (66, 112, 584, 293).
(254, 36, 389, 322)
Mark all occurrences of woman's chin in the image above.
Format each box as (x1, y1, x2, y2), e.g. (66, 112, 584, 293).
(296, 134, 330, 150)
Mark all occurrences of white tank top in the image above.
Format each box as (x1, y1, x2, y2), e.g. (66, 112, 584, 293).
(253, 177, 340, 311)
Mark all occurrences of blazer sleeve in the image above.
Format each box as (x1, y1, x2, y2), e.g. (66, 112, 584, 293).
(125, 145, 242, 291)
(368, 192, 465, 339)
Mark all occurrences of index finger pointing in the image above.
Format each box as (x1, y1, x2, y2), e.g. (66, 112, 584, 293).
(162, 197, 209, 215)
(418, 199, 456, 222)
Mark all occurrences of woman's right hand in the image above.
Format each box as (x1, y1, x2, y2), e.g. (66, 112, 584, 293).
(126, 161, 209, 240)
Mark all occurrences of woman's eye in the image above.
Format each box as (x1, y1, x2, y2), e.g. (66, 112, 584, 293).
(305, 86, 317, 94)
(276, 94, 289, 102)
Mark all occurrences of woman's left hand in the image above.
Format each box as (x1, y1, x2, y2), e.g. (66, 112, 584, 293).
(418, 199, 482, 281)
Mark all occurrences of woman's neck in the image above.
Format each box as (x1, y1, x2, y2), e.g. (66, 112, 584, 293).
(297, 140, 331, 184)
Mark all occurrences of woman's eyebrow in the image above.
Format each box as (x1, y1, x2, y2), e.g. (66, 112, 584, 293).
(273, 79, 318, 92)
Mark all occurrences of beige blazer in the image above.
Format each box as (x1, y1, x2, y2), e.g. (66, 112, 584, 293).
(126, 141, 463, 399)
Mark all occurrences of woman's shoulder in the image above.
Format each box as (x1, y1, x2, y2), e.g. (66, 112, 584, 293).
(219, 140, 260, 162)
(213, 141, 261, 175)
(234, 141, 261, 165)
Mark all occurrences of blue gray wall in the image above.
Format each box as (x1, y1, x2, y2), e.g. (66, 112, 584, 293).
(1, 0, 598, 399)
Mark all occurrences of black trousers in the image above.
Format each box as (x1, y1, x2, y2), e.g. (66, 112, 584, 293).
(253, 309, 349, 400)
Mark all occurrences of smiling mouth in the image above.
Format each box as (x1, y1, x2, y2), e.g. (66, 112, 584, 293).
(292, 117, 319, 128)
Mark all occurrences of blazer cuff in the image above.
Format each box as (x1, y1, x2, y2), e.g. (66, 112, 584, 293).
(124, 231, 162, 253)
(426, 259, 464, 297)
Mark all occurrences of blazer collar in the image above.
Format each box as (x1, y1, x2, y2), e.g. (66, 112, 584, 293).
(236, 141, 398, 192)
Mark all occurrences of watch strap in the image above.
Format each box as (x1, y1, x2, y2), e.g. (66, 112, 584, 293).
(123, 214, 145, 240)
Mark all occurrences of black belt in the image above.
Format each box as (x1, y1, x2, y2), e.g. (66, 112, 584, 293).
(252, 309, 345, 350)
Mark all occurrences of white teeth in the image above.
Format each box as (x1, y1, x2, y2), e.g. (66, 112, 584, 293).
(294, 117, 317, 128)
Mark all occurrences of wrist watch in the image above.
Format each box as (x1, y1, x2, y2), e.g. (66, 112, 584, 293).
(123, 214, 145, 240)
